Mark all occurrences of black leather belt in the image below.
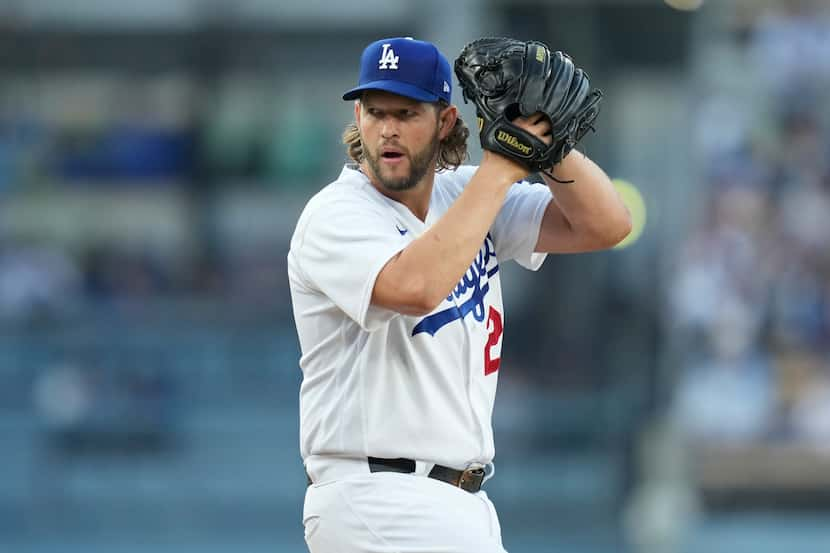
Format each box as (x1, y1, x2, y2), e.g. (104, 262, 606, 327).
(305, 457, 486, 493)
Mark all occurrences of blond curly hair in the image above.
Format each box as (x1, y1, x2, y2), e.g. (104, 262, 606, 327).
(342, 100, 470, 172)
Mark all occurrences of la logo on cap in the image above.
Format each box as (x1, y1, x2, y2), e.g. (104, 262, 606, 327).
(378, 43, 399, 70)
(341, 37, 451, 104)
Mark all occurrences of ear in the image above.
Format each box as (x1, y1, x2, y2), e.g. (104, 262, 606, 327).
(438, 104, 458, 140)
(354, 100, 361, 125)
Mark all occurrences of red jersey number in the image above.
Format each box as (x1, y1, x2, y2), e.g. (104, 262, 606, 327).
(484, 307, 503, 375)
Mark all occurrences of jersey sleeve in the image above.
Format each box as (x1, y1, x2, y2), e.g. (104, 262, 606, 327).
(292, 195, 407, 331)
(491, 180, 553, 270)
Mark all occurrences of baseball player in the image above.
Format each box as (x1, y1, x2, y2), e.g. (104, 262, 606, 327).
(288, 36, 631, 553)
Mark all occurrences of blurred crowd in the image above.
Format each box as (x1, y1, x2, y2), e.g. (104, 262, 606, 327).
(670, 0, 830, 448)
(0, 237, 291, 324)
(0, 74, 332, 192)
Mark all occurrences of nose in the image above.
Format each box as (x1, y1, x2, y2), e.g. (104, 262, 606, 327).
(380, 119, 399, 139)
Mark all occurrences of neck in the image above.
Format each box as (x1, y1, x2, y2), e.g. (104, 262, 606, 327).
(360, 162, 435, 222)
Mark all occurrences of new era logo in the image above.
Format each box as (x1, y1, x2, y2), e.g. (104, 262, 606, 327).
(443, 81, 450, 93)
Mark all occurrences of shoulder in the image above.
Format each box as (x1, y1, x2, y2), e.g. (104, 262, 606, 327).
(301, 167, 384, 218)
(308, 166, 379, 208)
(291, 167, 388, 242)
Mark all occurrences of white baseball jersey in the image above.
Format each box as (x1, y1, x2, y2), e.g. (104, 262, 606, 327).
(288, 164, 552, 471)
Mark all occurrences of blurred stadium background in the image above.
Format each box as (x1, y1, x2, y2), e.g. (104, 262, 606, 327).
(1, 0, 830, 552)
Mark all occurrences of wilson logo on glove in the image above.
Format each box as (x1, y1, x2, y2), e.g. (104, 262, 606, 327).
(496, 130, 532, 156)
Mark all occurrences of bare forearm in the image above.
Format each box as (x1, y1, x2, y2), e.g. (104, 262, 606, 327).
(541, 149, 632, 248)
(411, 170, 510, 302)
(374, 157, 525, 315)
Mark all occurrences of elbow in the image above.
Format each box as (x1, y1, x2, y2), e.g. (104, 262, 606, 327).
(403, 301, 440, 318)
(373, 255, 444, 317)
(404, 288, 444, 317)
(589, 207, 632, 250)
(608, 208, 633, 247)
(391, 275, 443, 317)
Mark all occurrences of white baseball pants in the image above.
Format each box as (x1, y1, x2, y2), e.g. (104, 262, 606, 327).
(303, 470, 508, 553)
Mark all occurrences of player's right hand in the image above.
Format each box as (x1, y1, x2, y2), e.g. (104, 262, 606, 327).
(480, 111, 551, 183)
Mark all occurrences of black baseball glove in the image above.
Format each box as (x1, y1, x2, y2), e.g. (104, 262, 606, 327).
(454, 37, 602, 177)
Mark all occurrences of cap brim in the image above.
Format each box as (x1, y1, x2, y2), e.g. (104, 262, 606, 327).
(342, 80, 440, 102)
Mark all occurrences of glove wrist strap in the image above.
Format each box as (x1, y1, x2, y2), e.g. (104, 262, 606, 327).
(480, 115, 554, 170)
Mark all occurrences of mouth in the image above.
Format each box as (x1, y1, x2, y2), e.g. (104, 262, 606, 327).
(380, 147, 406, 164)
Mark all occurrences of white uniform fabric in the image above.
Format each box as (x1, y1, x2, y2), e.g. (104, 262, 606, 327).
(288, 164, 552, 552)
(303, 472, 507, 553)
(289, 164, 551, 472)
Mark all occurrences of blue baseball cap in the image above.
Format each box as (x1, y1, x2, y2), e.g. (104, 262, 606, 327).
(342, 37, 452, 104)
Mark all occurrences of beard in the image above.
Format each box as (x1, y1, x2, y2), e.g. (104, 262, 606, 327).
(364, 131, 440, 191)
